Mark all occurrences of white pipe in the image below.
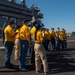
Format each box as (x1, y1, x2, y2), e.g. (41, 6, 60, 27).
(8, 0, 16, 3)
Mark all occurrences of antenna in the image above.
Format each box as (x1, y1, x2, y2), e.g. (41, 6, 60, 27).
(8, 0, 16, 3)
(31, 3, 37, 9)
(21, 0, 27, 7)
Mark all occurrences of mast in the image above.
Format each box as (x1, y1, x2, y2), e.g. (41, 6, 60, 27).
(21, 0, 27, 7)
(8, 0, 16, 3)
(30, 4, 43, 20)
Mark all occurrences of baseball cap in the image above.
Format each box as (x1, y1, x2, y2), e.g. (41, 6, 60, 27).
(23, 19, 30, 24)
(9, 20, 16, 24)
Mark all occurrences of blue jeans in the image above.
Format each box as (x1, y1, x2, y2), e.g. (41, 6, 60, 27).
(43, 40, 48, 50)
(43, 40, 50, 51)
(64, 40, 67, 49)
(4, 41, 14, 67)
(29, 39, 35, 64)
(51, 37, 56, 50)
(19, 40, 29, 69)
(59, 39, 64, 49)
(56, 37, 60, 49)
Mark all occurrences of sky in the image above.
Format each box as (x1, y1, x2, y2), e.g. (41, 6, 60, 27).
(17, 0, 75, 33)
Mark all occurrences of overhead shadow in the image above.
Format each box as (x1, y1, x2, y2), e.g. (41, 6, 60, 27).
(58, 48, 75, 51)
(0, 64, 35, 73)
(47, 48, 75, 74)
(0, 48, 75, 74)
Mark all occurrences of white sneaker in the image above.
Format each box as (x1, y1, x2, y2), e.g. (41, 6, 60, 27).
(19, 67, 28, 72)
(36, 71, 41, 74)
(44, 72, 50, 75)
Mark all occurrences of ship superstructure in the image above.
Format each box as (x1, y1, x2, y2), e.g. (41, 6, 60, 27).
(0, 0, 43, 29)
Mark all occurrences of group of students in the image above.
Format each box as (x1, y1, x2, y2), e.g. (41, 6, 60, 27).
(3, 19, 50, 75)
(43, 27, 67, 51)
(2, 19, 67, 75)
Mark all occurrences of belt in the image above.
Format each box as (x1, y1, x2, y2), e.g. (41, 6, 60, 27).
(35, 42, 42, 44)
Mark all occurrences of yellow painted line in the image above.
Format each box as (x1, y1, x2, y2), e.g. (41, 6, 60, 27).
(0, 46, 5, 49)
(67, 40, 75, 42)
(0, 46, 16, 49)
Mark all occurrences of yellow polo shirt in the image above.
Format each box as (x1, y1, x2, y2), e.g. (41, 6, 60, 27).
(15, 29, 20, 39)
(63, 32, 67, 39)
(56, 30, 60, 37)
(30, 26, 36, 39)
(4, 25, 15, 42)
(35, 30, 43, 43)
(50, 30, 55, 38)
(20, 24, 30, 40)
(44, 31, 51, 40)
(59, 31, 65, 40)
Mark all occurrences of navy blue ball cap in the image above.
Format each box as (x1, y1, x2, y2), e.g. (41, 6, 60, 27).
(9, 20, 16, 24)
(33, 21, 37, 26)
(51, 28, 54, 30)
(23, 19, 30, 23)
(62, 28, 65, 30)
(35, 23, 41, 29)
(16, 25, 21, 28)
(57, 27, 60, 29)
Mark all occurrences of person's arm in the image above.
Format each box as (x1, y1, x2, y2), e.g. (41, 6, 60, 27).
(0, 27, 2, 34)
(26, 28, 31, 43)
(9, 29, 18, 38)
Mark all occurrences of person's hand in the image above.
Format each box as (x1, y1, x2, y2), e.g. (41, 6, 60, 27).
(14, 32, 18, 35)
(29, 44, 31, 47)
(29, 42, 32, 47)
